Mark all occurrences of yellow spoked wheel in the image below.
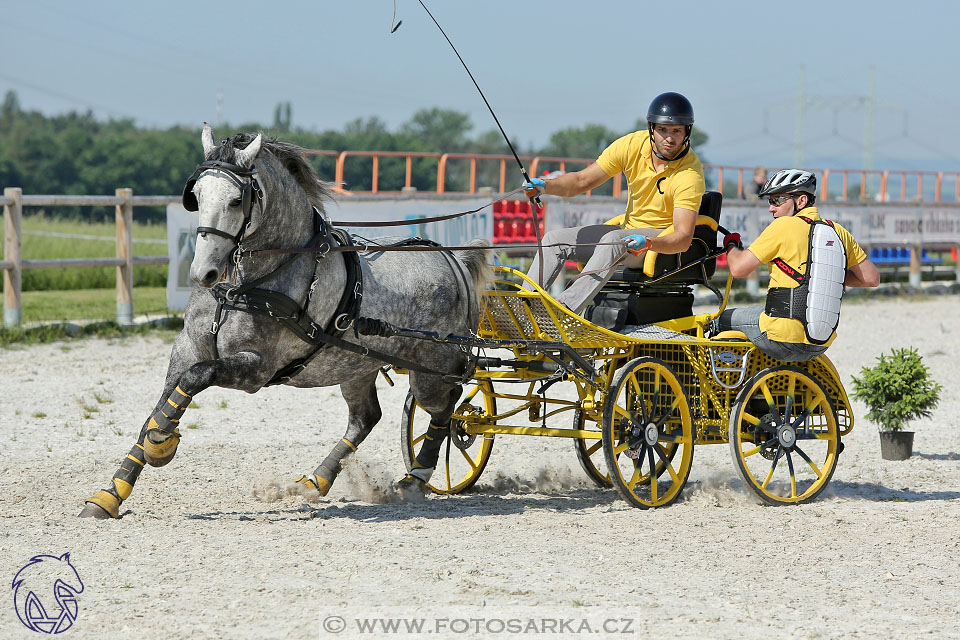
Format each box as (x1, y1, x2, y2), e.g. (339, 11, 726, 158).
(602, 357, 694, 508)
(401, 382, 495, 495)
(729, 366, 840, 505)
(573, 409, 611, 488)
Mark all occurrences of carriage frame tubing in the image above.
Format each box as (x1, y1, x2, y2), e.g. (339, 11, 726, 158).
(400, 260, 853, 507)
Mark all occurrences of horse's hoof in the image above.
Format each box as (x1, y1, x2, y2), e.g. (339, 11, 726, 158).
(295, 474, 331, 496)
(396, 474, 428, 502)
(144, 427, 180, 467)
(79, 491, 119, 519)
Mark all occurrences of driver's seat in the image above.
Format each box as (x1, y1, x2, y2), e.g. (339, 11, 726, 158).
(584, 191, 722, 330)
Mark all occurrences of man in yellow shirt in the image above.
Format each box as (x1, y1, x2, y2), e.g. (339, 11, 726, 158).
(521, 92, 705, 313)
(720, 169, 879, 361)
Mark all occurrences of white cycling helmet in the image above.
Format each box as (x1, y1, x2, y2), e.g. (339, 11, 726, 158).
(759, 169, 817, 197)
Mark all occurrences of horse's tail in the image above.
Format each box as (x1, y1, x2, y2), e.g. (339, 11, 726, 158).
(453, 238, 491, 302)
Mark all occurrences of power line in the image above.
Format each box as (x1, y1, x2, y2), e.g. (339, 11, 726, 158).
(0, 71, 132, 119)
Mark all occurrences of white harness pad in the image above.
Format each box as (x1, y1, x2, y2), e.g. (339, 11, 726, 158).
(804, 223, 846, 343)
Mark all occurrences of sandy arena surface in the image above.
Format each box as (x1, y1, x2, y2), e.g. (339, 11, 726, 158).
(2, 296, 959, 639)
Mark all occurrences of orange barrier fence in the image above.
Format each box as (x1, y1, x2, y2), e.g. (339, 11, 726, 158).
(307, 150, 960, 203)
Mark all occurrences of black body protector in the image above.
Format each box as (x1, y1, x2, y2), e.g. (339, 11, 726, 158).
(764, 216, 847, 345)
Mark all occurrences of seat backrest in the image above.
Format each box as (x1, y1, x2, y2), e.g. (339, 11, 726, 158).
(612, 190, 722, 285)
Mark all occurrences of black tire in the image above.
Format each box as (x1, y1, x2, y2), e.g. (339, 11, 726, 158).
(573, 409, 612, 488)
(601, 357, 694, 508)
(400, 382, 495, 494)
(729, 366, 840, 505)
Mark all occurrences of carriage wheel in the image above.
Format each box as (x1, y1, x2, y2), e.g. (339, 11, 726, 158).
(401, 381, 495, 495)
(601, 357, 694, 508)
(573, 409, 611, 488)
(729, 366, 839, 505)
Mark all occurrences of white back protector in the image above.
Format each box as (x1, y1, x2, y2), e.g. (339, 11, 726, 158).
(804, 222, 847, 343)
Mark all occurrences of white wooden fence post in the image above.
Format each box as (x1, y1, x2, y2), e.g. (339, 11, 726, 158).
(115, 188, 134, 325)
(3, 187, 22, 327)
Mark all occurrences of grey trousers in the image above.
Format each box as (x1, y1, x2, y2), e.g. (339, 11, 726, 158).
(523, 225, 657, 313)
(718, 305, 828, 363)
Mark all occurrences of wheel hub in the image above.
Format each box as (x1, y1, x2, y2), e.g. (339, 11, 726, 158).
(777, 424, 796, 448)
(644, 423, 659, 445)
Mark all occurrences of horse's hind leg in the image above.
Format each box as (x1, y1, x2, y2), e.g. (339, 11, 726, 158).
(396, 376, 462, 493)
(297, 372, 382, 496)
(79, 351, 265, 519)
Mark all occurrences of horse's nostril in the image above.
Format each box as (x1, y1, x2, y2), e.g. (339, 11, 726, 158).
(201, 269, 220, 287)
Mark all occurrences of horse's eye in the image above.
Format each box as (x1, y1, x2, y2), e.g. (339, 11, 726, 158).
(229, 198, 242, 208)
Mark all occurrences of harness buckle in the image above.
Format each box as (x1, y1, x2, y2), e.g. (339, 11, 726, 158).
(307, 324, 319, 340)
(334, 313, 352, 332)
(307, 276, 319, 301)
(316, 242, 330, 259)
(210, 320, 219, 334)
(225, 287, 239, 302)
(354, 282, 363, 299)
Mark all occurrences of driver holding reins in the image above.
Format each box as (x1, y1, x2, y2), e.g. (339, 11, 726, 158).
(718, 169, 880, 361)
(521, 92, 705, 314)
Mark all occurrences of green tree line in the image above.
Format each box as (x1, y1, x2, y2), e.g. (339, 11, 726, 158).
(1, 90, 709, 222)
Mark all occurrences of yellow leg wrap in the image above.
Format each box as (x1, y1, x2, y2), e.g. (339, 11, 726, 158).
(143, 427, 181, 467)
(296, 474, 332, 496)
(112, 478, 133, 501)
(86, 490, 120, 519)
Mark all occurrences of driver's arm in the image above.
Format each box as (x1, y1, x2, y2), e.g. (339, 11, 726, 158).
(540, 163, 611, 197)
(649, 208, 697, 254)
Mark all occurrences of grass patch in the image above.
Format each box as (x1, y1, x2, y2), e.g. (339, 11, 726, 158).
(0, 214, 168, 291)
(0, 318, 183, 347)
(18, 287, 171, 324)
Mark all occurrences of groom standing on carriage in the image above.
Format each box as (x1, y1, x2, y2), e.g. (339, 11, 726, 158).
(520, 92, 706, 314)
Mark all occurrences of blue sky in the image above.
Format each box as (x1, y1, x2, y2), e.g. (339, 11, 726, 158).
(3, 0, 959, 173)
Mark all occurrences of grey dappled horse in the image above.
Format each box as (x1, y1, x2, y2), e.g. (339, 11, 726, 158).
(79, 125, 488, 518)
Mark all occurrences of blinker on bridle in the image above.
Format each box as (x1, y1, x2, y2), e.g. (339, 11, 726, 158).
(182, 160, 263, 244)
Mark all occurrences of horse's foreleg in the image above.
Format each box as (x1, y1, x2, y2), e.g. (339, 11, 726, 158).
(79, 351, 265, 519)
(397, 378, 462, 491)
(297, 373, 381, 496)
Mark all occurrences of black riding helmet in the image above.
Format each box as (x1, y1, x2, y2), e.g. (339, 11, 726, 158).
(647, 92, 694, 161)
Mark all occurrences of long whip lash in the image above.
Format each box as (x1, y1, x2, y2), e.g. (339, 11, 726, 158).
(409, 0, 545, 281)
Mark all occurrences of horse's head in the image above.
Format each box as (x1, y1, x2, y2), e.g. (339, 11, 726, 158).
(185, 124, 266, 288)
(184, 124, 331, 288)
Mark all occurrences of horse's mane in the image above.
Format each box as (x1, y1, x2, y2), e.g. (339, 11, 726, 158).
(211, 133, 331, 210)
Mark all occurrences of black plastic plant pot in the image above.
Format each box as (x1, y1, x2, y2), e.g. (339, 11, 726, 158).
(879, 431, 914, 461)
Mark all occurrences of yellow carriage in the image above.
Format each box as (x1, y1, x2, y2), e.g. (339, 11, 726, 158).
(401, 193, 853, 507)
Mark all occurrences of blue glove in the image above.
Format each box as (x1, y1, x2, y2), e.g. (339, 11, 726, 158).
(623, 234, 653, 255)
(522, 178, 546, 198)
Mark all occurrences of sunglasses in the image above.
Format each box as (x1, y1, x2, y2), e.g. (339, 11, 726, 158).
(767, 194, 794, 207)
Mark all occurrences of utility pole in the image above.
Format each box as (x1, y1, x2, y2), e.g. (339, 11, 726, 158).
(216, 88, 223, 124)
(795, 66, 806, 167)
(864, 66, 876, 171)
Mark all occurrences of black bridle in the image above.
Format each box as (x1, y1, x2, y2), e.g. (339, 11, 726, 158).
(181, 160, 264, 244)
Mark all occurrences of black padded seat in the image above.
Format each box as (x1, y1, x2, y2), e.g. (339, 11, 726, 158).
(585, 191, 723, 330)
(608, 190, 722, 286)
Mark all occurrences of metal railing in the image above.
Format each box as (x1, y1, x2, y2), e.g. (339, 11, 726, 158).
(320, 149, 960, 203)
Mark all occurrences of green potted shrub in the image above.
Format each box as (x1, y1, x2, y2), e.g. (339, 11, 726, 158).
(850, 347, 941, 460)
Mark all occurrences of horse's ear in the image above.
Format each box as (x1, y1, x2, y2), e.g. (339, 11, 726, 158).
(201, 123, 216, 158)
(236, 133, 263, 168)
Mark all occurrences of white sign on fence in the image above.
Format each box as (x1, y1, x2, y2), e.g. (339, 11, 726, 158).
(166, 195, 494, 311)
